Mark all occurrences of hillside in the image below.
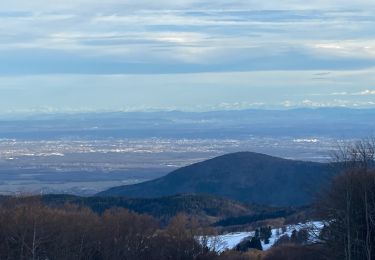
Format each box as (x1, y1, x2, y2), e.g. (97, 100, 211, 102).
(39, 193, 295, 225)
(98, 152, 334, 206)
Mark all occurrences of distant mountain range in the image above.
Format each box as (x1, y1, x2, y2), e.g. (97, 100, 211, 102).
(0, 108, 374, 139)
(98, 152, 335, 206)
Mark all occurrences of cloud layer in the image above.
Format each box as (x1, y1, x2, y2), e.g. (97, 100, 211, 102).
(1, 1, 375, 112)
(1, 1, 375, 74)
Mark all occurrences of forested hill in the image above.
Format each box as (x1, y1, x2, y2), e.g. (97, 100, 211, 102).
(98, 152, 334, 206)
(39, 193, 298, 225)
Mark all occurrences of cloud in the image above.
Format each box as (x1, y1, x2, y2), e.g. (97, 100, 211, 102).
(1, 0, 375, 112)
(330, 92, 349, 96)
(327, 89, 375, 96)
(1, 3, 375, 74)
(311, 40, 375, 59)
(358, 89, 375, 95)
(281, 99, 375, 108)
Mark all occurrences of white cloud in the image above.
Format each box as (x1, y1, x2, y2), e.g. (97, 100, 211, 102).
(281, 100, 293, 107)
(311, 40, 375, 58)
(331, 89, 375, 95)
(330, 92, 349, 95)
(320, 89, 375, 96)
(358, 89, 375, 95)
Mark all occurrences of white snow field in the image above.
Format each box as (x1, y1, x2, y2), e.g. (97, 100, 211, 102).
(199, 221, 324, 253)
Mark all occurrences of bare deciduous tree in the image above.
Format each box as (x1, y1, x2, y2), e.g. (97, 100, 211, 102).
(318, 139, 375, 260)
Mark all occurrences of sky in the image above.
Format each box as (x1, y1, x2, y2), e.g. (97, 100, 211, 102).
(1, 0, 375, 113)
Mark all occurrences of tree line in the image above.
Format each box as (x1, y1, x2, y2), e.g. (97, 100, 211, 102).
(0, 197, 216, 260)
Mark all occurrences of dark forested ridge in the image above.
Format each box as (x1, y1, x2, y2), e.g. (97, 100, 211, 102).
(42, 193, 252, 223)
(98, 152, 334, 206)
(37, 193, 298, 225)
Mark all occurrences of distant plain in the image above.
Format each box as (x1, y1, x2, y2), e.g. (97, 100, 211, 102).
(0, 108, 373, 194)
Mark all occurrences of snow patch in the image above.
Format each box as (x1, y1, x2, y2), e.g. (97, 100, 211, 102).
(199, 221, 324, 253)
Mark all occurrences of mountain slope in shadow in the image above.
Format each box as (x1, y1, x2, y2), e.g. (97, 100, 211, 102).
(98, 152, 334, 206)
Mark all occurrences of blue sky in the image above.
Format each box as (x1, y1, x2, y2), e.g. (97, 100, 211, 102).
(1, 0, 375, 113)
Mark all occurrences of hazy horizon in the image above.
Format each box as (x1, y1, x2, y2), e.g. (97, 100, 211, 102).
(0, 106, 375, 119)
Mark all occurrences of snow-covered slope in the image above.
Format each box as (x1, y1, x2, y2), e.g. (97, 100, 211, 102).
(199, 221, 324, 253)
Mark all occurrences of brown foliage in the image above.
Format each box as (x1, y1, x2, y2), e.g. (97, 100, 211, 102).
(0, 198, 214, 260)
(264, 244, 329, 260)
